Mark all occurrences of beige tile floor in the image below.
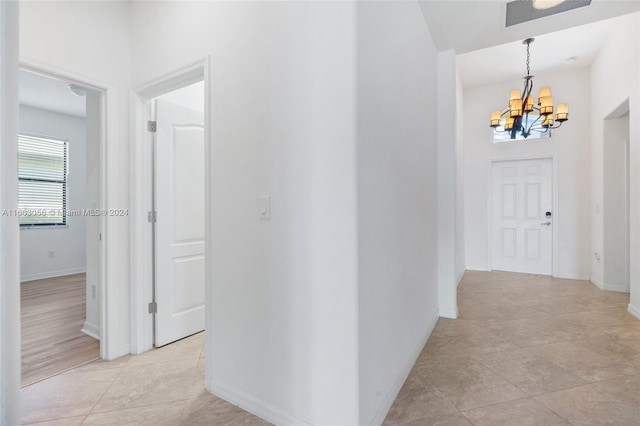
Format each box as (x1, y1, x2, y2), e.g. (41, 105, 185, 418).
(21, 271, 640, 425)
(384, 271, 640, 426)
(21, 332, 269, 425)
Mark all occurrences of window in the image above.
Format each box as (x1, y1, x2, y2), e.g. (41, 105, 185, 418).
(18, 134, 68, 227)
(492, 114, 551, 143)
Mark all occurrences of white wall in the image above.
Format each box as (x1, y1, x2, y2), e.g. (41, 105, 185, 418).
(0, 1, 21, 423)
(132, 2, 359, 424)
(356, 2, 439, 424)
(437, 50, 459, 319)
(19, 106, 87, 281)
(589, 13, 640, 313)
(84, 89, 101, 339)
(464, 67, 591, 280)
(21, 0, 132, 359)
(603, 115, 630, 292)
(455, 68, 465, 284)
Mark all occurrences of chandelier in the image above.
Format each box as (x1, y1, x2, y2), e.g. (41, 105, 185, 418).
(490, 38, 569, 139)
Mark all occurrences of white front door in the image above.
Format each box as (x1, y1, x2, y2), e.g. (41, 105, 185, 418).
(154, 98, 205, 347)
(491, 158, 553, 275)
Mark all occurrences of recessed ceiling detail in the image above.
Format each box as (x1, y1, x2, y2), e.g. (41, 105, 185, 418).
(506, 0, 592, 27)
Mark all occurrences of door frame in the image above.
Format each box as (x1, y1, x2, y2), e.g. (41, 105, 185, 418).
(130, 57, 210, 354)
(487, 155, 559, 277)
(1, 3, 20, 422)
(18, 57, 112, 359)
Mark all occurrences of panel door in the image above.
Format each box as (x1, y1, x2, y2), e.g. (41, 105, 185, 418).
(491, 158, 553, 275)
(155, 98, 205, 347)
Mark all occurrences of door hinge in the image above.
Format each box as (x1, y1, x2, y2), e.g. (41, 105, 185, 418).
(148, 301, 157, 314)
(147, 120, 157, 133)
(147, 211, 157, 223)
(99, 232, 102, 241)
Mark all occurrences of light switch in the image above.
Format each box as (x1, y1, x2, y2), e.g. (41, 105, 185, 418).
(259, 196, 271, 220)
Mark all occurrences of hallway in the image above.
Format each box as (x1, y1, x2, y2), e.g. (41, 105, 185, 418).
(20, 272, 640, 425)
(384, 271, 640, 425)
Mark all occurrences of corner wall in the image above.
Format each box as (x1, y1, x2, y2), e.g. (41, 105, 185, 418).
(131, 2, 359, 424)
(357, 2, 440, 424)
(589, 12, 640, 314)
(437, 49, 459, 318)
(455, 68, 465, 284)
(602, 115, 630, 292)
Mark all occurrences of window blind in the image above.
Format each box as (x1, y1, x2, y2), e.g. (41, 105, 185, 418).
(18, 134, 68, 226)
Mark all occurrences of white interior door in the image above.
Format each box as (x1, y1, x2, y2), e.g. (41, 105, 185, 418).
(491, 158, 553, 275)
(155, 98, 205, 347)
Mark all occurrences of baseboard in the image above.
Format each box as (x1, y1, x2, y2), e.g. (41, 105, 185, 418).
(81, 321, 100, 340)
(207, 381, 311, 426)
(464, 267, 490, 272)
(21, 267, 86, 282)
(456, 268, 465, 288)
(104, 343, 130, 361)
(603, 284, 630, 293)
(370, 309, 440, 426)
(555, 273, 590, 281)
(590, 276, 604, 290)
(439, 307, 458, 319)
(628, 304, 640, 320)
(591, 276, 629, 293)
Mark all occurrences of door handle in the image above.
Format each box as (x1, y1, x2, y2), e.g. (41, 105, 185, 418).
(541, 221, 551, 226)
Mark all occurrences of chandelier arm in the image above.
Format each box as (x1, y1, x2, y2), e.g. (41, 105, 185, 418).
(529, 111, 543, 127)
(546, 121, 564, 130)
(530, 127, 550, 133)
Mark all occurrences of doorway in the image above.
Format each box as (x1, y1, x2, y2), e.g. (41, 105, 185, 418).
(18, 67, 105, 385)
(490, 157, 554, 275)
(153, 83, 205, 347)
(130, 59, 209, 353)
(603, 101, 630, 292)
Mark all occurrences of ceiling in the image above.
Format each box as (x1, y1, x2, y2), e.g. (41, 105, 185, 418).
(19, 70, 86, 118)
(18, 1, 640, 110)
(456, 15, 624, 88)
(418, 0, 640, 54)
(418, 0, 640, 89)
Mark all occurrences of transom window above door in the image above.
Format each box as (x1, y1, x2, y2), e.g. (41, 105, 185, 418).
(493, 115, 551, 143)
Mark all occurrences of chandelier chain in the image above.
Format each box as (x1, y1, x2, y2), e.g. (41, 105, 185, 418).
(526, 42, 531, 76)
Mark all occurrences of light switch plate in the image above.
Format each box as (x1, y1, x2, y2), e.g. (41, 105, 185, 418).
(259, 196, 271, 220)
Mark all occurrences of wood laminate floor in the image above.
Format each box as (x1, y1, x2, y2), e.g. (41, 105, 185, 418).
(21, 273, 100, 387)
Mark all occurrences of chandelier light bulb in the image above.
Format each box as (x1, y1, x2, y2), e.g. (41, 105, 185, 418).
(524, 96, 534, 112)
(510, 99, 523, 117)
(505, 116, 515, 130)
(539, 96, 554, 115)
(556, 103, 569, 121)
(538, 86, 551, 99)
(490, 110, 501, 127)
